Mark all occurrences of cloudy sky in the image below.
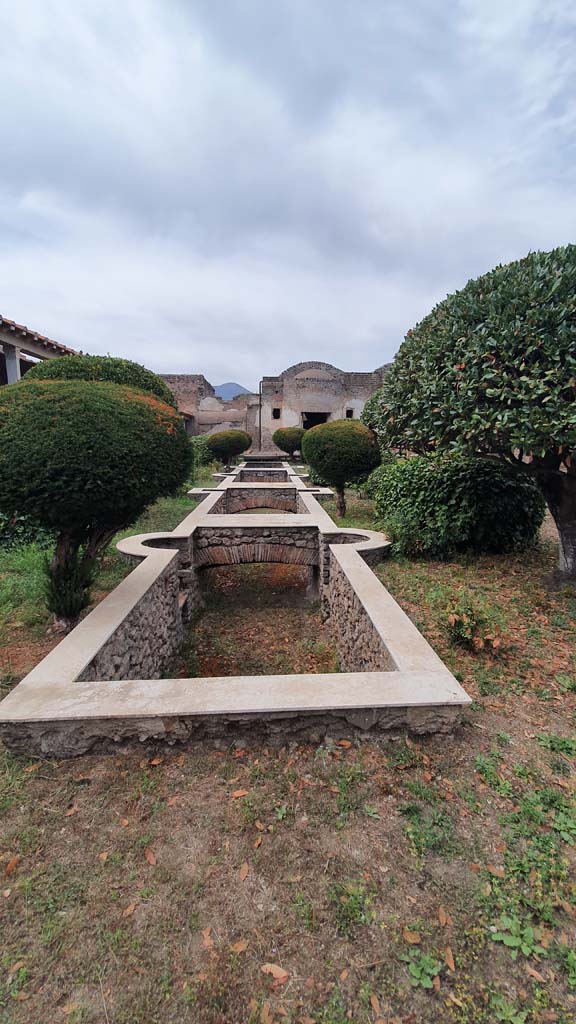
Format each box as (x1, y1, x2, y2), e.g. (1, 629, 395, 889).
(0, 1, 575, 389)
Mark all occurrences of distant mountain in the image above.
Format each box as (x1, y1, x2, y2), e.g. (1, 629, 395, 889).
(214, 382, 251, 400)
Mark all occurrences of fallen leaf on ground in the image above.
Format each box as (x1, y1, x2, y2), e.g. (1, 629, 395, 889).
(370, 993, 380, 1013)
(123, 903, 136, 917)
(5, 856, 20, 877)
(120, 818, 129, 827)
(438, 905, 452, 927)
(232, 789, 249, 800)
(201, 927, 214, 949)
(447, 993, 464, 1008)
(64, 804, 79, 817)
(148, 756, 163, 766)
(98, 852, 108, 863)
(261, 1002, 273, 1024)
(402, 927, 421, 945)
(339, 969, 348, 981)
(167, 796, 179, 807)
(433, 974, 441, 992)
(230, 938, 248, 953)
(144, 847, 157, 866)
(443, 947, 456, 972)
(255, 820, 266, 831)
(253, 835, 262, 849)
(526, 965, 546, 983)
(23, 762, 41, 773)
(337, 739, 352, 748)
(9, 961, 26, 975)
(239, 862, 249, 881)
(62, 1004, 80, 1015)
(487, 864, 505, 878)
(261, 963, 289, 984)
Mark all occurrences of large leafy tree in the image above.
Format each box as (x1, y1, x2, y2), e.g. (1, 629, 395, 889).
(369, 244, 576, 576)
(0, 380, 192, 625)
(301, 419, 380, 517)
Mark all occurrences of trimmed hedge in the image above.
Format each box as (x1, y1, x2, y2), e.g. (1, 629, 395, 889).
(374, 456, 545, 558)
(272, 427, 304, 457)
(26, 354, 177, 408)
(0, 379, 192, 619)
(205, 430, 251, 464)
(301, 419, 380, 516)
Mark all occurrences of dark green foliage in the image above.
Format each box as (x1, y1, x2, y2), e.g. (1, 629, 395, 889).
(367, 245, 576, 573)
(190, 434, 213, 466)
(0, 380, 192, 621)
(205, 430, 251, 464)
(43, 550, 95, 620)
(272, 427, 304, 457)
(301, 420, 380, 516)
(0, 511, 53, 551)
(374, 456, 545, 558)
(26, 353, 177, 408)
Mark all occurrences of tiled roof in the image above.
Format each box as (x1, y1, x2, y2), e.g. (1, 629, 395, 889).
(0, 315, 77, 355)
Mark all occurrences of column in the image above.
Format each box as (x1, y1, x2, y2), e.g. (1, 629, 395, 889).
(3, 343, 21, 383)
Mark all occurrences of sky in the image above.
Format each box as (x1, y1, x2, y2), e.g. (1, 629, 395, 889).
(0, 1, 575, 390)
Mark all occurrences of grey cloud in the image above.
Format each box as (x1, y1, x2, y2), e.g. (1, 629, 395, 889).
(0, 0, 575, 383)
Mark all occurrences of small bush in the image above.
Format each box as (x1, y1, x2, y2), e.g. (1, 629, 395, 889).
(301, 420, 380, 516)
(430, 586, 506, 653)
(205, 430, 251, 465)
(26, 353, 177, 407)
(190, 434, 213, 467)
(374, 456, 545, 557)
(272, 427, 304, 457)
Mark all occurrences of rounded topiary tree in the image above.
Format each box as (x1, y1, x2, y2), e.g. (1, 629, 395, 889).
(369, 244, 576, 575)
(272, 426, 304, 458)
(301, 419, 380, 517)
(374, 456, 545, 557)
(205, 430, 251, 468)
(26, 353, 177, 408)
(0, 380, 192, 625)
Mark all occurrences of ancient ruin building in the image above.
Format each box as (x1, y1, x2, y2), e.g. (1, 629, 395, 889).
(163, 361, 390, 449)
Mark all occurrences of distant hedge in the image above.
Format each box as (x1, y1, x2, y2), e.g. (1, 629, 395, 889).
(205, 430, 252, 464)
(26, 354, 177, 408)
(374, 456, 546, 558)
(272, 427, 304, 457)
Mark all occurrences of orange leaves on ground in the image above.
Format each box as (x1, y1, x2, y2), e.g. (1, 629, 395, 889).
(526, 964, 546, 983)
(201, 927, 214, 949)
(120, 817, 129, 827)
(402, 927, 421, 945)
(253, 835, 263, 849)
(337, 739, 352, 748)
(238, 862, 249, 881)
(64, 803, 79, 817)
(166, 795, 179, 807)
(98, 852, 109, 864)
(123, 902, 136, 917)
(5, 855, 20, 877)
(232, 789, 249, 800)
(261, 962, 289, 986)
(144, 847, 157, 866)
(370, 993, 381, 1014)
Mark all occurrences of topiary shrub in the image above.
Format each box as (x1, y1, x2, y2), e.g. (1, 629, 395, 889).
(190, 434, 213, 467)
(26, 354, 177, 408)
(272, 427, 304, 458)
(0, 379, 192, 625)
(374, 456, 545, 558)
(368, 244, 576, 576)
(205, 430, 251, 468)
(301, 419, 380, 516)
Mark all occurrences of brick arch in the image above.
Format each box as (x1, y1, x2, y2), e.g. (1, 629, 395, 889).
(194, 542, 318, 568)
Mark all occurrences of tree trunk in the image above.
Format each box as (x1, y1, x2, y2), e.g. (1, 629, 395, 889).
(538, 469, 576, 578)
(336, 487, 347, 518)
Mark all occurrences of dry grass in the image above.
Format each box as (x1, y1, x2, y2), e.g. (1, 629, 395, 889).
(1, 492, 575, 1024)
